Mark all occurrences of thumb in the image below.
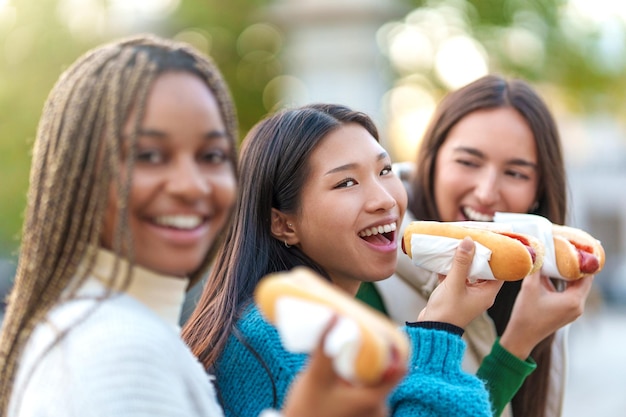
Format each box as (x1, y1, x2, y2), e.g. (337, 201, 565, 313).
(446, 237, 475, 287)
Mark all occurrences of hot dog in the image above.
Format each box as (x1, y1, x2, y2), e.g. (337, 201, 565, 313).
(402, 221, 545, 281)
(552, 224, 605, 280)
(254, 266, 409, 385)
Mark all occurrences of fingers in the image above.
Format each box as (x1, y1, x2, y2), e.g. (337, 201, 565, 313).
(563, 274, 594, 295)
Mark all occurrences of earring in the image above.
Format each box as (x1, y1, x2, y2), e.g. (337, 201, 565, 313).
(530, 201, 539, 212)
(288, 223, 293, 228)
(284, 240, 291, 248)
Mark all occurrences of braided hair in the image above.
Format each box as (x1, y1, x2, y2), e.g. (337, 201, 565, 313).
(0, 34, 238, 415)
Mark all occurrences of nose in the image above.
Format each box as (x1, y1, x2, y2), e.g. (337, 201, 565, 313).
(366, 179, 397, 213)
(474, 169, 500, 206)
(167, 159, 210, 201)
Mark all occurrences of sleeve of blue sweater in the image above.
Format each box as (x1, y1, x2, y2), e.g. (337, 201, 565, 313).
(389, 326, 493, 417)
(216, 306, 493, 417)
(214, 306, 307, 417)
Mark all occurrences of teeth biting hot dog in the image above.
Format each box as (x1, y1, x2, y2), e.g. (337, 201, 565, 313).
(552, 224, 605, 280)
(402, 221, 545, 281)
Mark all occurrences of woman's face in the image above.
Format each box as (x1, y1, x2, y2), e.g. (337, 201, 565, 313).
(101, 71, 237, 277)
(291, 123, 407, 295)
(433, 107, 538, 222)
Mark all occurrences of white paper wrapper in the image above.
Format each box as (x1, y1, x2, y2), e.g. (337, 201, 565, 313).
(493, 212, 562, 279)
(274, 297, 361, 382)
(409, 234, 496, 281)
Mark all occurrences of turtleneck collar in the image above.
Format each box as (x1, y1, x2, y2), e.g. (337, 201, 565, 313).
(89, 248, 189, 330)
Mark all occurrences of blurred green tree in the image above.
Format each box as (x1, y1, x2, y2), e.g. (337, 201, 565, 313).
(403, 0, 626, 114)
(0, 0, 275, 255)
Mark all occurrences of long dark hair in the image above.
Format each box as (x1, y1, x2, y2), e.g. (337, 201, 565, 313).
(408, 74, 567, 417)
(0, 34, 238, 416)
(182, 104, 379, 373)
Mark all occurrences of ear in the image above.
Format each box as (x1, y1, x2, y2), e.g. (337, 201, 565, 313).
(271, 208, 298, 246)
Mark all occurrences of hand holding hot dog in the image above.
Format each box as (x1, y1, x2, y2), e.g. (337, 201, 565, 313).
(418, 237, 504, 328)
(499, 271, 594, 359)
(403, 221, 544, 281)
(283, 317, 405, 417)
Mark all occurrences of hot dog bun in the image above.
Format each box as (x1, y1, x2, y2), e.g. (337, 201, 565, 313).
(254, 266, 409, 385)
(552, 224, 605, 280)
(402, 221, 545, 281)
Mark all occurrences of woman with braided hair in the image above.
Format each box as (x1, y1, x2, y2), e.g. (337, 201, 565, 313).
(0, 35, 403, 417)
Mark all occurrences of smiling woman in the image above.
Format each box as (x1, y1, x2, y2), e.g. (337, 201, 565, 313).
(182, 103, 505, 417)
(100, 71, 236, 278)
(357, 74, 595, 417)
(0, 34, 238, 417)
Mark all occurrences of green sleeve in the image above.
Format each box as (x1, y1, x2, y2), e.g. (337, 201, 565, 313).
(355, 282, 388, 315)
(477, 337, 537, 417)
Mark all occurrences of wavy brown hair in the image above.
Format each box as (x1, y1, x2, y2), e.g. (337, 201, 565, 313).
(409, 74, 567, 417)
(0, 34, 237, 416)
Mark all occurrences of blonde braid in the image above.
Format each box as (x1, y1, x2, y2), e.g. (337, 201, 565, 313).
(0, 34, 239, 415)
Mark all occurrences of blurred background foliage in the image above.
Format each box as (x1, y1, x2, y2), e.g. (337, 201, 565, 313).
(1, 0, 626, 257)
(402, 0, 626, 114)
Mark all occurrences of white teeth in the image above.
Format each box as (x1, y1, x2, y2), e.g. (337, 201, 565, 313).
(154, 215, 203, 229)
(463, 207, 494, 222)
(359, 222, 397, 237)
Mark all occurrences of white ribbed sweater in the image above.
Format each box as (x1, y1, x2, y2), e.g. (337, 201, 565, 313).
(8, 249, 224, 417)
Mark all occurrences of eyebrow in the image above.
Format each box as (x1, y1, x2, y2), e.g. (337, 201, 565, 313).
(136, 128, 228, 140)
(324, 151, 389, 175)
(453, 146, 537, 168)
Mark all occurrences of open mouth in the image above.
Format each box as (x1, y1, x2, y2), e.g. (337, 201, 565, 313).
(152, 215, 205, 230)
(358, 222, 396, 245)
(462, 207, 494, 222)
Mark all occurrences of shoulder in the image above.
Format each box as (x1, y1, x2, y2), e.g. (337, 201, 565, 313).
(224, 303, 285, 358)
(218, 302, 307, 374)
(36, 294, 184, 368)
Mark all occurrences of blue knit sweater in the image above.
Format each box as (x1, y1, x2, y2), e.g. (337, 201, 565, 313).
(214, 304, 492, 417)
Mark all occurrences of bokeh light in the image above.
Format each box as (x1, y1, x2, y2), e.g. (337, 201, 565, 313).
(263, 75, 308, 112)
(174, 28, 212, 55)
(384, 76, 436, 161)
(434, 35, 487, 90)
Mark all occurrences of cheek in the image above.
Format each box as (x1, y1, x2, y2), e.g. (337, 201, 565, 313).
(389, 178, 408, 215)
(212, 171, 237, 210)
(504, 183, 537, 212)
(433, 164, 458, 204)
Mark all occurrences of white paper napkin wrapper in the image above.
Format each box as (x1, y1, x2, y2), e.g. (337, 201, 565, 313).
(409, 233, 496, 281)
(493, 212, 562, 279)
(273, 297, 361, 382)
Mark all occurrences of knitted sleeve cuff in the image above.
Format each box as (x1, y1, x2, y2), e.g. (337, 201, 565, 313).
(402, 325, 466, 375)
(406, 321, 464, 336)
(487, 337, 537, 376)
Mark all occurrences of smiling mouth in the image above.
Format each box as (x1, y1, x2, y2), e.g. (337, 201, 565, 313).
(153, 215, 205, 230)
(358, 222, 396, 244)
(462, 207, 494, 222)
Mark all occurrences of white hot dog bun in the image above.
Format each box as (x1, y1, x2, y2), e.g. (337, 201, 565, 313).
(254, 266, 409, 385)
(402, 221, 545, 281)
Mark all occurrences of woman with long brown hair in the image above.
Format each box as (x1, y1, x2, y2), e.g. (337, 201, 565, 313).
(358, 74, 594, 417)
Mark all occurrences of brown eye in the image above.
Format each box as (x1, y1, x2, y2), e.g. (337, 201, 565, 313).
(201, 149, 229, 164)
(335, 178, 357, 189)
(136, 149, 163, 164)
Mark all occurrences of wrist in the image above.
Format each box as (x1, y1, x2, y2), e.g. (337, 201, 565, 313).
(499, 331, 532, 360)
